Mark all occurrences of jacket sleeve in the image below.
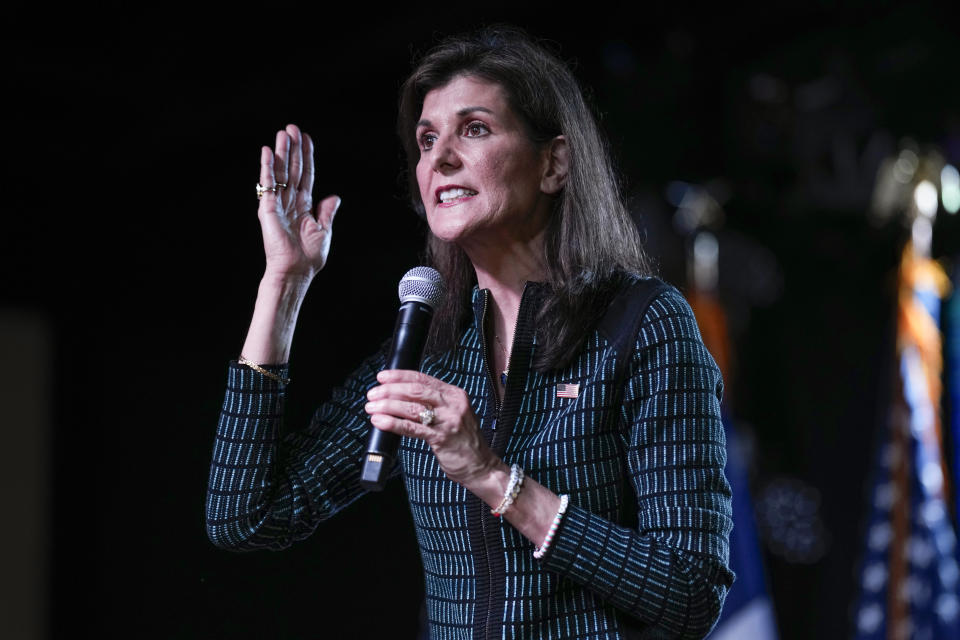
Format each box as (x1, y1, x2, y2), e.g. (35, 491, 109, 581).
(537, 288, 735, 639)
(205, 348, 388, 551)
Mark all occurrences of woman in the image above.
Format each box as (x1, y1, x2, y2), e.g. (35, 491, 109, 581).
(207, 27, 734, 639)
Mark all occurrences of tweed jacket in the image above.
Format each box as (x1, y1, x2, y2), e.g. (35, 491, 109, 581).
(206, 277, 735, 639)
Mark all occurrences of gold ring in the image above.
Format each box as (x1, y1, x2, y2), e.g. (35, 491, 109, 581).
(256, 183, 278, 200)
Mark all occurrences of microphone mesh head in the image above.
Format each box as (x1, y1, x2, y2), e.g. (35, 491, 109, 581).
(398, 266, 446, 310)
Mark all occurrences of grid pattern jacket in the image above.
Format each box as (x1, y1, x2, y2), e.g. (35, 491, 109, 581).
(206, 277, 735, 639)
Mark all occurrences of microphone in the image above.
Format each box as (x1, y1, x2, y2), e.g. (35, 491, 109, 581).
(359, 266, 446, 491)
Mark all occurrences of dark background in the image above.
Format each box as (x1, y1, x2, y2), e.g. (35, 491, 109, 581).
(5, 2, 959, 638)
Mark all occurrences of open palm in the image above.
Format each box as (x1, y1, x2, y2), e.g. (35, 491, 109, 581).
(257, 124, 340, 280)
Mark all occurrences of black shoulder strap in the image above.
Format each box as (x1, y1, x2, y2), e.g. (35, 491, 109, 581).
(596, 276, 670, 534)
(597, 276, 671, 381)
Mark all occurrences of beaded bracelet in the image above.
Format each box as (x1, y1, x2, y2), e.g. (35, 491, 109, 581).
(533, 494, 570, 559)
(238, 356, 291, 385)
(491, 464, 525, 517)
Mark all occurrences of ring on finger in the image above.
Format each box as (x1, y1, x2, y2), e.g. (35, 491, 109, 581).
(419, 407, 436, 426)
(276, 182, 288, 189)
(256, 182, 278, 199)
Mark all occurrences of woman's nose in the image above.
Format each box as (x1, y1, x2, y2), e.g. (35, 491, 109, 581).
(431, 135, 461, 173)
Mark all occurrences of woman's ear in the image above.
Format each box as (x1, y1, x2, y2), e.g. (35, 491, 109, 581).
(540, 136, 569, 195)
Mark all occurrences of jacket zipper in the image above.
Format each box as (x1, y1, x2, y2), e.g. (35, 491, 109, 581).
(479, 290, 496, 639)
(478, 283, 529, 639)
(480, 290, 500, 417)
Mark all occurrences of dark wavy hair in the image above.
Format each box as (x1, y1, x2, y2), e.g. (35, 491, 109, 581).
(397, 26, 652, 370)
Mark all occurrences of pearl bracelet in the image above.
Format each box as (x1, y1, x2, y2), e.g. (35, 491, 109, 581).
(491, 464, 524, 517)
(533, 494, 570, 559)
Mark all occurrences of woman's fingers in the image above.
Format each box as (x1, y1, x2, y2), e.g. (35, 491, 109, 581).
(367, 371, 490, 485)
(296, 131, 316, 217)
(301, 132, 316, 195)
(274, 129, 290, 195)
(366, 371, 469, 438)
(369, 371, 446, 405)
(369, 413, 434, 441)
(255, 125, 334, 274)
(286, 124, 303, 193)
(365, 397, 437, 441)
(365, 398, 433, 423)
(258, 146, 278, 207)
(259, 146, 275, 185)
(367, 380, 444, 408)
(375, 370, 439, 386)
(259, 126, 312, 217)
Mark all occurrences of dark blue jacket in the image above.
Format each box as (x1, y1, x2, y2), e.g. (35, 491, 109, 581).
(207, 277, 734, 639)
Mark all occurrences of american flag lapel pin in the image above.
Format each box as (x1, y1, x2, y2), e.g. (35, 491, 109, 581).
(556, 383, 580, 399)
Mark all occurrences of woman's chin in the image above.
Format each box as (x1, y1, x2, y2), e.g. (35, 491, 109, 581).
(427, 220, 475, 245)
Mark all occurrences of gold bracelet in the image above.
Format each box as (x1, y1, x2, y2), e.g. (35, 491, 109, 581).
(238, 356, 290, 385)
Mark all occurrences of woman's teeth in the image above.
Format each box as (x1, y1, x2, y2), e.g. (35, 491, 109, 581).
(439, 188, 478, 203)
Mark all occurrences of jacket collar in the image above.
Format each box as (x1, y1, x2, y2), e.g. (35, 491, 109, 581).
(469, 282, 549, 328)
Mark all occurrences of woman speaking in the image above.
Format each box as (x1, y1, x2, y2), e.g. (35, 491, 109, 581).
(206, 27, 734, 639)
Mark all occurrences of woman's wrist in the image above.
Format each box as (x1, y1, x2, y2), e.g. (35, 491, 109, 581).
(462, 459, 512, 508)
(504, 479, 563, 548)
(474, 466, 563, 551)
(259, 268, 314, 298)
(240, 272, 313, 364)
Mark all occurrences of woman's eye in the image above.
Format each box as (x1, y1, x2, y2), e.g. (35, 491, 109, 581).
(419, 133, 437, 150)
(465, 122, 489, 137)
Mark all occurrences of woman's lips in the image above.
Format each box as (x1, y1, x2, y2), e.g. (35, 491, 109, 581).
(436, 186, 478, 205)
(438, 194, 477, 208)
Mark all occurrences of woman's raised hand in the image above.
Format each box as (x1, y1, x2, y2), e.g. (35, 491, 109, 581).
(257, 124, 341, 281)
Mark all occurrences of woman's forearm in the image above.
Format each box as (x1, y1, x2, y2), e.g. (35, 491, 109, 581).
(466, 463, 562, 548)
(240, 272, 313, 364)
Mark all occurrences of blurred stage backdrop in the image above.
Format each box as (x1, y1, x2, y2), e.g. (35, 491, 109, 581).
(3, 2, 959, 638)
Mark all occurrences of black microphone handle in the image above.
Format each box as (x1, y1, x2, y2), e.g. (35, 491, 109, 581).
(359, 300, 434, 491)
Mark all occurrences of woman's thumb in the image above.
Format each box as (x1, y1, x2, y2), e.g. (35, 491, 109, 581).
(317, 195, 341, 230)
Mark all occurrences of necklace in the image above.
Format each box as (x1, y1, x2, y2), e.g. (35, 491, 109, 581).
(494, 333, 510, 386)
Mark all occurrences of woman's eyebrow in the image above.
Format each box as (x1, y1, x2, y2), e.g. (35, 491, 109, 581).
(417, 106, 495, 129)
(456, 106, 494, 117)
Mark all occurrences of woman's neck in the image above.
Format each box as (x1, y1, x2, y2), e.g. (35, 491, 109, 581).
(467, 230, 546, 339)
(462, 230, 546, 392)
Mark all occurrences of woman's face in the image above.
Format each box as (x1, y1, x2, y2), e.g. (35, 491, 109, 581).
(415, 75, 553, 248)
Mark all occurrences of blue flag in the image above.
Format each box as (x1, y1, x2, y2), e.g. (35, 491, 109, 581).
(945, 263, 960, 533)
(707, 416, 779, 639)
(853, 249, 960, 639)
